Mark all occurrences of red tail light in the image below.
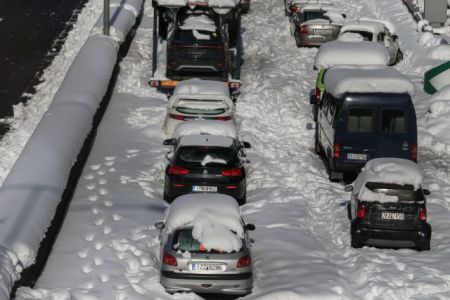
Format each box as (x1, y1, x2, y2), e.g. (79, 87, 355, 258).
(419, 207, 427, 222)
(237, 255, 252, 268)
(299, 26, 307, 34)
(169, 165, 190, 175)
(290, 5, 300, 14)
(333, 142, 340, 159)
(216, 62, 225, 69)
(315, 87, 321, 104)
(169, 113, 186, 121)
(357, 203, 366, 218)
(222, 168, 242, 177)
(150, 80, 160, 88)
(216, 116, 232, 121)
(226, 185, 238, 189)
(163, 252, 178, 266)
(412, 143, 417, 161)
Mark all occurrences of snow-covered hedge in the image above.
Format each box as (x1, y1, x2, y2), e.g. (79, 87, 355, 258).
(0, 0, 142, 297)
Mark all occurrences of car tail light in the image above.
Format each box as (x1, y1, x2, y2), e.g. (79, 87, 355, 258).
(222, 168, 242, 176)
(290, 5, 300, 14)
(412, 143, 417, 161)
(172, 183, 184, 188)
(169, 165, 190, 175)
(298, 25, 307, 34)
(333, 142, 340, 159)
(169, 113, 186, 121)
(226, 185, 238, 189)
(315, 87, 321, 104)
(163, 252, 178, 266)
(216, 116, 232, 121)
(357, 203, 366, 218)
(419, 207, 427, 222)
(237, 255, 251, 268)
(149, 80, 160, 88)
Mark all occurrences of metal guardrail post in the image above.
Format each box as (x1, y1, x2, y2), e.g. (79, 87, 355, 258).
(104, 0, 110, 36)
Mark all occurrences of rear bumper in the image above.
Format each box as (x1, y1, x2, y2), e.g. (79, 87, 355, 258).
(161, 271, 253, 295)
(351, 219, 431, 248)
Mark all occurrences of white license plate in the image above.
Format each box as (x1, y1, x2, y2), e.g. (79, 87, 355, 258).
(347, 153, 367, 160)
(189, 263, 225, 272)
(314, 29, 332, 35)
(192, 186, 218, 192)
(381, 212, 405, 220)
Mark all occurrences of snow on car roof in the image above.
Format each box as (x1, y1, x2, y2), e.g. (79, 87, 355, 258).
(340, 20, 385, 35)
(164, 193, 244, 252)
(324, 65, 415, 97)
(173, 78, 230, 97)
(314, 41, 389, 69)
(174, 120, 238, 139)
(178, 134, 234, 147)
(359, 17, 397, 35)
(155, 0, 239, 8)
(179, 14, 217, 32)
(301, 4, 334, 11)
(352, 158, 423, 203)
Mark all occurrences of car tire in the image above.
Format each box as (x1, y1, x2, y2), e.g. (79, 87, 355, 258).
(327, 157, 343, 182)
(351, 234, 362, 249)
(347, 202, 352, 220)
(395, 50, 403, 64)
(314, 127, 322, 155)
(417, 241, 430, 251)
(238, 193, 247, 206)
(166, 68, 174, 79)
(163, 191, 173, 203)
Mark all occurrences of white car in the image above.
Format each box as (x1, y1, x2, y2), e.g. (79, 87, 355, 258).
(163, 78, 235, 137)
(339, 20, 403, 65)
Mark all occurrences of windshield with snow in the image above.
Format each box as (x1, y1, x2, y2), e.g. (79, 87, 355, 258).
(177, 146, 237, 167)
(172, 228, 241, 253)
(365, 182, 424, 202)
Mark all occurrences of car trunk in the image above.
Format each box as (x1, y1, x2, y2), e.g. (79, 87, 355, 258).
(362, 201, 421, 229)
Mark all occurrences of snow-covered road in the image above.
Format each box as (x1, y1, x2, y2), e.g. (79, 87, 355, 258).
(12, 0, 450, 299)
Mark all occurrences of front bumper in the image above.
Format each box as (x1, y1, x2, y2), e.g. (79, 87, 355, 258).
(351, 219, 431, 248)
(161, 271, 253, 295)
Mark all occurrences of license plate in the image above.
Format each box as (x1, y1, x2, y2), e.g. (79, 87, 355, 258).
(347, 153, 367, 160)
(314, 29, 332, 35)
(381, 212, 405, 220)
(189, 263, 225, 272)
(193, 186, 218, 192)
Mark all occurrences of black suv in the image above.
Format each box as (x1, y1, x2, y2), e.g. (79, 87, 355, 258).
(347, 182, 431, 251)
(163, 135, 251, 205)
(166, 9, 229, 80)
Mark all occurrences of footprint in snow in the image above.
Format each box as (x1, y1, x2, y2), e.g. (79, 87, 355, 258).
(103, 226, 113, 235)
(88, 195, 98, 202)
(90, 164, 102, 170)
(100, 273, 110, 283)
(84, 233, 95, 242)
(77, 249, 89, 259)
(113, 214, 123, 222)
(81, 263, 93, 274)
(97, 169, 107, 176)
(98, 178, 107, 185)
(99, 188, 109, 196)
(105, 156, 116, 161)
(86, 184, 96, 191)
(93, 218, 105, 226)
(84, 174, 95, 180)
(94, 242, 104, 251)
(94, 257, 104, 266)
(104, 200, 114, 207)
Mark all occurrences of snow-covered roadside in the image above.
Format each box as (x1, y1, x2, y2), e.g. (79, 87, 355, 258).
(14, 0, 450, 299)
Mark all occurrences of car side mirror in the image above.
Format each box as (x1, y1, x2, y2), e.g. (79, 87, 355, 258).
(163, 138, 176, 146)
(244, 223, 255, 231)
(342, 13, 346, 18)
(423, 189, 431, 196)
(344, 185, 353, 192)
(310, 94, 317, 105)
(242, 141, 251, 149)
(155, 221, 165, 230)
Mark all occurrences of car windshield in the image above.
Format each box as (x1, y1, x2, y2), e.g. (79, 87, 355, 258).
(172, 228, 241, 253)
(366, 182, 424, 202)
(176, 146, 237, 167)
(304, 11, 330, 22)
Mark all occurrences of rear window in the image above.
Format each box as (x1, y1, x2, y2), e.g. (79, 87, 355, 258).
(347, 109, 373, 132)
(304, 11, 330, 22)
(381, 110, 407, 133)
(172, 228, 241, 253)
(366, 182, 424, 202)
(345, 30, 373, 41)
(176, 146, 237, 167)
(175, 99, 227, 115)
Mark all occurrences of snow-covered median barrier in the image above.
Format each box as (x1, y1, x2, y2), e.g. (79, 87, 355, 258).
(0, 0, 142, 296)
(423, 85, 450, 154)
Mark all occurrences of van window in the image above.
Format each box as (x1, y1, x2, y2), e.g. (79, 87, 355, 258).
(347, 109, 373, 132)
(381, 110, 407, 133)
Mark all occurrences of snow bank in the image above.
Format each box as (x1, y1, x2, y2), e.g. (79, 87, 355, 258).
(340, 20, 384, 35)
(424, 85, 450, 152)
(165, 194, 244, 252)
(324, 65, 415, 97)
(173, 120, 238, 139)
(173, 78, 230, 98)
(92, 0, 143, 43)
(352, 158, 423, 203)
(426, 44, 450, 60)
(314, 41, 389, 69)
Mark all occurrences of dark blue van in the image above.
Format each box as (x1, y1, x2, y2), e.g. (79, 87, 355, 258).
(314, 66, 417, 181)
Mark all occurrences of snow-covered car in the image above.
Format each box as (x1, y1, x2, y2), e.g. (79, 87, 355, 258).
(345, 158, 431, 251)
(289, 4, 345, 47)
(339, 20, 403, 65)
(163, 79, 235, 137)
(163, 121, 251, 204)
(315, 65, 417, 181)
(166, 10, 230, 79)
(284, 0, 331, 16)
(311, 40, 389, 120)
(156, 194, 255, 295)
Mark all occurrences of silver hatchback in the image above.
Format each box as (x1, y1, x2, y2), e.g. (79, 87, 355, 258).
(157, 225, 255, 295)
(290, 5, 345, 47)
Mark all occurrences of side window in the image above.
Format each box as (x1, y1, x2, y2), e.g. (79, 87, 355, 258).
(347, 109, 373, 132)
(381, 110, 407, 133)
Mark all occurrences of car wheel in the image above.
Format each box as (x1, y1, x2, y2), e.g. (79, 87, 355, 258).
(163, 191, 173, 203)
(351, 234, 362, 249)
(417, 241, 430, 251)
(314, 127, 322, 155)
(238, 193, 246, 205)
(166, 68, 174, 79)
(395, 50, 403, 64)
(327, 157, 343, 182)
(347, 202, 352, 220)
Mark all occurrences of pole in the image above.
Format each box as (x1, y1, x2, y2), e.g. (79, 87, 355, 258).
(103, 0, 110, 36)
